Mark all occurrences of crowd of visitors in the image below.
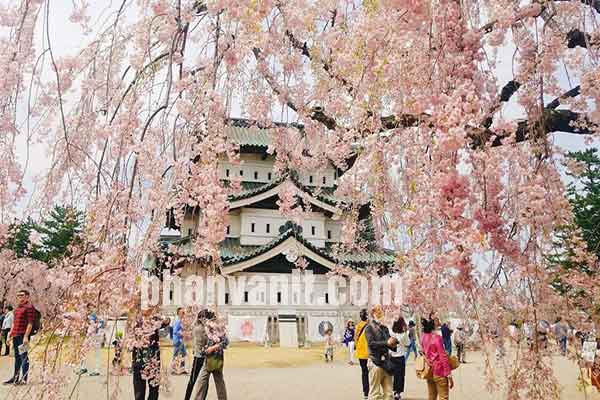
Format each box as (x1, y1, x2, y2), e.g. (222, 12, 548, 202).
(0, 286, 598, 400)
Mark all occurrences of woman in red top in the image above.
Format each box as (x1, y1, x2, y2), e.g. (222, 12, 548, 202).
(421, 317, 453, 400)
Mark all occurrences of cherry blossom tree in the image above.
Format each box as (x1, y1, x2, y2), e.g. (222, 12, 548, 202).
(1, 0, 600, 398)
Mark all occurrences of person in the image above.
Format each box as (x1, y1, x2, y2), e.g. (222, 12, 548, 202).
(590, 337, 600, 392)
(112, 332, 124, 373)
(553, 317, 568, 356)
(365, 304, 397, 400)
(0, 308, 4, 345)
(343, 319, 356, 365)
(405, 320, 418, 361)
(452, 325, 466, 363)
(132, 309, 170, 400)
(421, 317, 453, 400)
(508, 320, 521, 347)
(3, 290, 36, 385)
(172, 307, 188, 374)
(389, 316, 410, 400)
(79, 313, 103, 376)
(1, 305, 13, 356)
(184, 309, 210, 400)
(355, 308, 370, 400)
(324, 327, 335, 362)
(193, 311, 228, 400)
(441, 322, 452, 355)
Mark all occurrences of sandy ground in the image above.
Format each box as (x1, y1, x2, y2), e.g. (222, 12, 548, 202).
(0, 343, 599, 399)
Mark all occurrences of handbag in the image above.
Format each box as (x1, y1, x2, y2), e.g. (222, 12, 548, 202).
(415, 355, 433, 380)
(449, 354, 460, 370)
(206, 355, 224, 372)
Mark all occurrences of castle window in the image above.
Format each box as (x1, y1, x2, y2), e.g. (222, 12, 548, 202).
(327, 230, 332, 240)
(251, 223, 255, 233)
(239, 169, 244, 176)
(226, 169, 230, 177)
(311, 226, 316, 236)
(188, 228, 192, 236)
(244, 291, 249, 303)
(225, 293, 229, 304)
(309, 175, 313, 184)
(325, 293, 329, 304)
(267, 172, 272, 181)
(226, 225, 230, 235)
(277, 292, 282, 304)
(254, 171, 259, 179)
(266, 223, 270, 233)
(322, 176, 326, 184)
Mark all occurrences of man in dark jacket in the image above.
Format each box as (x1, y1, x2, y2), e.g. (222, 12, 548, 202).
(132, 309, 170, 400)
(365, 304, 397, 400)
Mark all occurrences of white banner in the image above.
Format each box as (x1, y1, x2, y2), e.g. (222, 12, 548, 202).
(227, 315, 268, 343)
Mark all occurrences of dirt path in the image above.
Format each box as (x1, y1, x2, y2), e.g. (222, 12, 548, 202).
(0, 346, 599, 399)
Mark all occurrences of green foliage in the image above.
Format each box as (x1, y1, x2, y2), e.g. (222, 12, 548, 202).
(4, 218, 36, 258)
(34, 206, 84, 265)
(2, 205, 84, 266)
(550, 149, 600, 289)
(566, 149, 600, 262)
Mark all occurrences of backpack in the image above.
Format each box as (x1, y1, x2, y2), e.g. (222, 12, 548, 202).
(31, 307, 42, 335)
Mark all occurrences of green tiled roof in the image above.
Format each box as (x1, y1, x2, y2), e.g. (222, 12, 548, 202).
(227, 176, 287, 202)
(227, 125, 272, 148)
(159, 223, 394, 269)
(225, 118, 303, 148)
(226, 172, 344, 208)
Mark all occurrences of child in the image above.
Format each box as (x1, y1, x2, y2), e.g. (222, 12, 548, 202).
(324, 328, 335, 363)
(112, 332, 124, 374)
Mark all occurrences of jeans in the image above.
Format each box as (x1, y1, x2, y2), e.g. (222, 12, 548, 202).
(443, 338, 452, 355)
(359, 358, 370, 397)
(173, 341, 187, 359)
(12, 335, 29, 382)
(184, 357, 205, 400)
(405, 340, 418, 360)
(391, 356, 405, 395)
(559, 336, 567, 355)
(173, 341, 187, 370)
(133, 366, 159, 400)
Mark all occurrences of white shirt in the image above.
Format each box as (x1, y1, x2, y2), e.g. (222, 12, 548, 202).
(2, 311, 13, 330)
(389, 332, 410, 358)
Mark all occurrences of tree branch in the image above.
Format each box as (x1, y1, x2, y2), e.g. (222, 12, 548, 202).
(471, 109, 596, 148)
(546, 86, 581, 109)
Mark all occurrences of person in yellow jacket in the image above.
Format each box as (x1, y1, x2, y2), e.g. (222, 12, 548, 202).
(355, 308, 370, 399)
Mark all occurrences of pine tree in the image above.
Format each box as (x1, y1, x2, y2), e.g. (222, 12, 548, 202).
(33, 206, 84, 265)
(550, 149, 600, 290)
(3, 218, 35, 258)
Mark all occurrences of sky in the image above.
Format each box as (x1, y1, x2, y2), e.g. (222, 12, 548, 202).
(12, 1, 599, 218)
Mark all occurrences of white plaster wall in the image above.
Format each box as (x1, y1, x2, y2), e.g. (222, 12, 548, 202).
(226, 212, 241, 237)
(239, 208, 327, 247)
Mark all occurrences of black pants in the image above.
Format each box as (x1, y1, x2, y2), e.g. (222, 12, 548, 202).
(359, 358, 369, 397)
(133, 366, 159, 400)
(184, 356, 206, 400)
(1, 329, 9, 355)
(391, 356, 406, 395)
